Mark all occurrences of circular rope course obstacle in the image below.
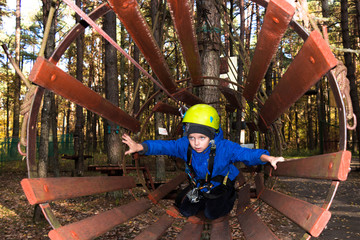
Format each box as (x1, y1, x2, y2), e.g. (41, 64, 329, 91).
(19, 0, 353, 239)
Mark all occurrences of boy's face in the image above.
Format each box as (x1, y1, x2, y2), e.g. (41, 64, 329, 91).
(188, 133, 210, 153)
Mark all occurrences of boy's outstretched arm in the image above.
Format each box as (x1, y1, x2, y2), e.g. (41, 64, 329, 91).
(260, 155, 285, 170)
(122, 134, 144, 155)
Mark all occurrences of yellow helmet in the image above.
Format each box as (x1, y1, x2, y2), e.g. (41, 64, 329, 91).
(182, 104, 220, 130)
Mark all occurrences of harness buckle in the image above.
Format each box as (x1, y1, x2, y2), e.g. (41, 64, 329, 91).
(179, 106, 188, 118)
(186, 187, 201, 203)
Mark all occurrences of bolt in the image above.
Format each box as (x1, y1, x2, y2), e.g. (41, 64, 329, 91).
(309, 56, 315, 64)
(328, 162, 333, 169)
(71, 231, 80, 240)
(43, 184, 49, 192)
(272, 17, 279, 24)
(50, 74, 56, 82)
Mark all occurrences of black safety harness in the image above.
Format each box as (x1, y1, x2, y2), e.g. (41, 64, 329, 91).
(184, 142, 234, 199)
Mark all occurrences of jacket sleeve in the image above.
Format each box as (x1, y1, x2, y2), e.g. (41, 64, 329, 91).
(141, 137, 188, 160)
(225, 140, 269, 166)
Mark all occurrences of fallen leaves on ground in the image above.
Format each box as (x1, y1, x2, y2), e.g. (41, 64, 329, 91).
(1, 164, 360, 239)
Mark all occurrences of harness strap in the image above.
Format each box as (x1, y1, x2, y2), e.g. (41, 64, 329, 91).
(186, 143, 230, 188)
(186, 145, 196, 186)
(206, 143, 216, 182)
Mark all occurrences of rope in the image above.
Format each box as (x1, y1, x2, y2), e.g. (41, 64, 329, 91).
(39, 1, 56, 57)
(17, 1, 57, 157)
(1, 44, 37, 157)
(331, 61, 357, 130)
(19, 86, 37, 147)
(1, 44, 32, 89)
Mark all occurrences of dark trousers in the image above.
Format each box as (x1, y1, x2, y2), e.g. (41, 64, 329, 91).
(177, 186, 236, 220)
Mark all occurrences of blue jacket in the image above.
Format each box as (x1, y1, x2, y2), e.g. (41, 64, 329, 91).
(142, 127, 269, 188)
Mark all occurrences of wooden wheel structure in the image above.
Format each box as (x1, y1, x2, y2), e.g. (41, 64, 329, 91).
(20, 0, 352, 239)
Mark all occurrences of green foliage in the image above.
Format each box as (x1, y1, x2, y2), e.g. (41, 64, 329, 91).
(282, 148, 321, 159)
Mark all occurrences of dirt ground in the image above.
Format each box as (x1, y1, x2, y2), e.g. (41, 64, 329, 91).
(0, 162, 359, 239)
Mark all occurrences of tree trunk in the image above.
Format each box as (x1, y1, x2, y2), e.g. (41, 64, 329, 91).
(197, 0, 221, 108)
(92, 114, 98, 152)
(321, 0, 329, 18)
(235, 0, 246, 144)
(229, 0, 234, 56)
(265, 63, 273, 97)
(50, 95, 59, 177)
(133, 44, 140, 114)
(341, 0, 360, 154)
(39, 89, 51, 178)
(38, 0, 57, 178)
(66, 102, 71, 150)
(120, 24, 126, 110)
(317, 0, 330, 154)
(36, 0, 57, 222)
(85, 42, 95, 154)
(295, 103, 299, 151)
(104, 10, 120, 165)
(307, 96, 314, 150)
(73, 0, 85, 176)
(245, 3, 254, 51)
(11, 0, 21, 157)
(65, 50, 73, 152)
(151, 0, 166, 182)
(287, 108, 292, 142)
(356, 0, 360, 38)
(6, 57, 10, 140)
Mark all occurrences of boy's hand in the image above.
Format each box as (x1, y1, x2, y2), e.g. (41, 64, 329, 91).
(269, 156, 285, 170)
(122, 134, 144, 155)
(260, 155, 285, 170)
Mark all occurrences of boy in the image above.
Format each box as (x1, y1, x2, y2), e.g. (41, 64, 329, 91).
(122, 104, 284, 220)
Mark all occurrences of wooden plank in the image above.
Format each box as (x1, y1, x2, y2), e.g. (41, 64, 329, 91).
(107, 0, 177, 93)
(219, 86, 243, 110)
(236, 184, 279, 240)
(265, 151, 351, 181)
(29, 57, 140, 133)
(148, 173, 187, 203)
(172, 88, 204, 106)
(244, 0, 296, 101)
(167, 0, 203, 86)
(21, 176, 136, 205)
(153, 102, 181, 116)
(258, 30, 338, 131)
(237, 208, 279, 240)
(237, 183, 251, 210)
(210, 218, 232, 240)
(255, 175, 331, 237)
(133, 214, 174, 240)
(48, 198, 152, 240)
(176, 222, 203, 240)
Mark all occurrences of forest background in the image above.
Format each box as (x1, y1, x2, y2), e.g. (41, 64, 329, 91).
(0, 0, 359, 182)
